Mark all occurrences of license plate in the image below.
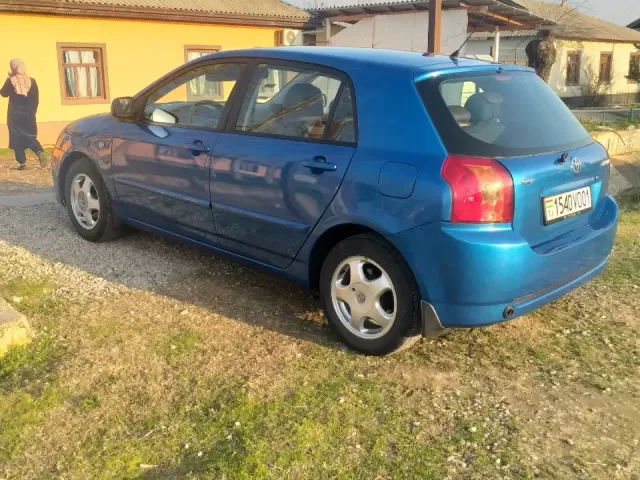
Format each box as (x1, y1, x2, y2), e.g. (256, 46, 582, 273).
(543, 186, 592, 225)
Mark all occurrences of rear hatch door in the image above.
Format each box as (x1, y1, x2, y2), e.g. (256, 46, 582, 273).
(500, 141, 609, 247)
(415, 67, 605, 247)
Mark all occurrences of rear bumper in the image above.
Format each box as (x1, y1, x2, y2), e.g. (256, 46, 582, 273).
(392, 195, 618, 328)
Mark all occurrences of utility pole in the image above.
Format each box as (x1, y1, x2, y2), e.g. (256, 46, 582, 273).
(428, 0, 442, 54)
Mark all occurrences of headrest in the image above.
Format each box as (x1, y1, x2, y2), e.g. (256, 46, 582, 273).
(465, 92, 503, 123)
(283, 83, 323, 110)
(482, 92, 503, 104)
(448, 105, 471, 124)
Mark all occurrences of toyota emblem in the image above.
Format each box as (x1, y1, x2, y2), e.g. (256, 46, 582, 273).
(570, 157, 581, 174)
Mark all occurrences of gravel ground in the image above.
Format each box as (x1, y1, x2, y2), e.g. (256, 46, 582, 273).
(0, 203, 199, 295)
(0, 201, 325, 343)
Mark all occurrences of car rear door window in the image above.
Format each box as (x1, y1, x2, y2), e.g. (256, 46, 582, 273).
(143, 63, 244, 129)
(235, 64, 346, 141)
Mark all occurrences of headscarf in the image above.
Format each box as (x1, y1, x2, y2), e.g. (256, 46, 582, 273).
(8, 58, 32, 96)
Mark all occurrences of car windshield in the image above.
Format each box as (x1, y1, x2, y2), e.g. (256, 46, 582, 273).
(416, 70, 592, 157)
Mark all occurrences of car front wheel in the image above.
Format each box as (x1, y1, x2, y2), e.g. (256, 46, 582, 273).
(319, 233, 421, 355)
(64, 158, 122, 242)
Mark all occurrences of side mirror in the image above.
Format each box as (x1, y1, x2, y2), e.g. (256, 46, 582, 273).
(111, 97, 135, 120)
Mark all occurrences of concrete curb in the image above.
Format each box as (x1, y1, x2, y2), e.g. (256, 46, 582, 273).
(0, 190, 56, 209)
(592, 129, 640, 157)
(610, 154, 640, 197)
(0, 298, 33, 356)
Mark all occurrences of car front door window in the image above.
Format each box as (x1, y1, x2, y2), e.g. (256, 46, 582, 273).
(143, 63, 244, 130)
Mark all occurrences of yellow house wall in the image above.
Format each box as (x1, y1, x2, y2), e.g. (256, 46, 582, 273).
(0, 13, 279, 146)
(548, 40, 640, 98)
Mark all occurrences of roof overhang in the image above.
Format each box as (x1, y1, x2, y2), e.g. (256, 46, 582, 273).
(0, 0, 318, 29)
(311, 0, 556, 32)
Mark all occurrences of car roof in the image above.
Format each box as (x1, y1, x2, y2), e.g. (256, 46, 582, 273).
(212, 47, 502, 74)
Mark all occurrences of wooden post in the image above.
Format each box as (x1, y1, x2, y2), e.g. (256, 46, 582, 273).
(428, 0, 442, 54)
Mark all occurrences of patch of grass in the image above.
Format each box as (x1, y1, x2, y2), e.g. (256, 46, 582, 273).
(617, 187, 640, 213)
(64, 375, 450, 480)
(89, 322, 119, 340)
(0, 278, 69, 465)
(0, 387, 66, 464)
(159, 331, 204, 362)
(579, 118, 640, 132)
(597, 193, 640, 290)
(0, 278, 68, 317)
(55, 355, 541, 480)
(446, 413, 525, 475)
(73, 393, 101, 412)
(0, 147, 53, 156)
(0, 330, 64, 393)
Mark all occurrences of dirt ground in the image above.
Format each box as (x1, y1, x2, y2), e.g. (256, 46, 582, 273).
(0, 149, 53, 196)
(1, 150, 640, 479)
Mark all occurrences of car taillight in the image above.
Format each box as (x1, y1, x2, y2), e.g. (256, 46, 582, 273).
(442, 154, 514, 223)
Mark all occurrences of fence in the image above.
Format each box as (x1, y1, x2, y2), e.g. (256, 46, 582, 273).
(572, 107, 640, 127)
(562, 92, 640, 109)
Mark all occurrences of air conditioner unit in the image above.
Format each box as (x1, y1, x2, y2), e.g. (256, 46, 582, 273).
(275, 29, 303, 46)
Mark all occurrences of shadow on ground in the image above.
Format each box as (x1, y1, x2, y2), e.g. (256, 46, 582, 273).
(0, 202, 337, 350)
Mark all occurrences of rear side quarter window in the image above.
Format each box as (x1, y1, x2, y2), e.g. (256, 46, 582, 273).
(327, 85, 356, 143)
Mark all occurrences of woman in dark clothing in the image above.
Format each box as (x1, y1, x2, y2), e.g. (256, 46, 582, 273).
(1, 58, 47, 170)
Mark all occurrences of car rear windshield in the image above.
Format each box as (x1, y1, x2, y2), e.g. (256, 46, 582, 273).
(416, 70, 592, 157)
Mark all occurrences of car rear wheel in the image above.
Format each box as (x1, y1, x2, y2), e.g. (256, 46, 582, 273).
(64, 158, 122, 242)
(319, 233, 421, 355)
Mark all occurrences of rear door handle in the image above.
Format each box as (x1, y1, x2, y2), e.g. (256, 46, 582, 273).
(302, 156, 337, 172)
(185, 143, 211, 154)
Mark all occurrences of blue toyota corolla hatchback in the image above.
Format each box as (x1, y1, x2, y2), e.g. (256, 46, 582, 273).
(51, 47, 618, 355)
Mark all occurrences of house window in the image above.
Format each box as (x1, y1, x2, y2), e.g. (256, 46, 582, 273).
(629, 53, 640, 83)
(57, 43, 108, 104)
(566, 51, 581, 86)
(184, 46, 222, 100)
(599, 52, 613, 84)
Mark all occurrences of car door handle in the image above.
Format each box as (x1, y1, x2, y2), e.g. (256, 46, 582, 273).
(185, 143, 211, 154)
(302, 156, 337, 172)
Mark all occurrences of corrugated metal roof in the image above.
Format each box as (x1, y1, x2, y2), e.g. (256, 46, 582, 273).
(470, 29, 538, 39)
(310, 0, 556, 30)
(2, 0, 311, 19)
(309, 0, 522, 9)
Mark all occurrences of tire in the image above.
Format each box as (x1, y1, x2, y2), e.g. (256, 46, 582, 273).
(63, 157, 122, 242)
(319, 233, 421, 355)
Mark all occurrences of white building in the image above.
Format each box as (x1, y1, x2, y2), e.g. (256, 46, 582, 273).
(299, 0, 554, 55)
(323, 9, 469, 55)
(466, 0, 640, 107)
